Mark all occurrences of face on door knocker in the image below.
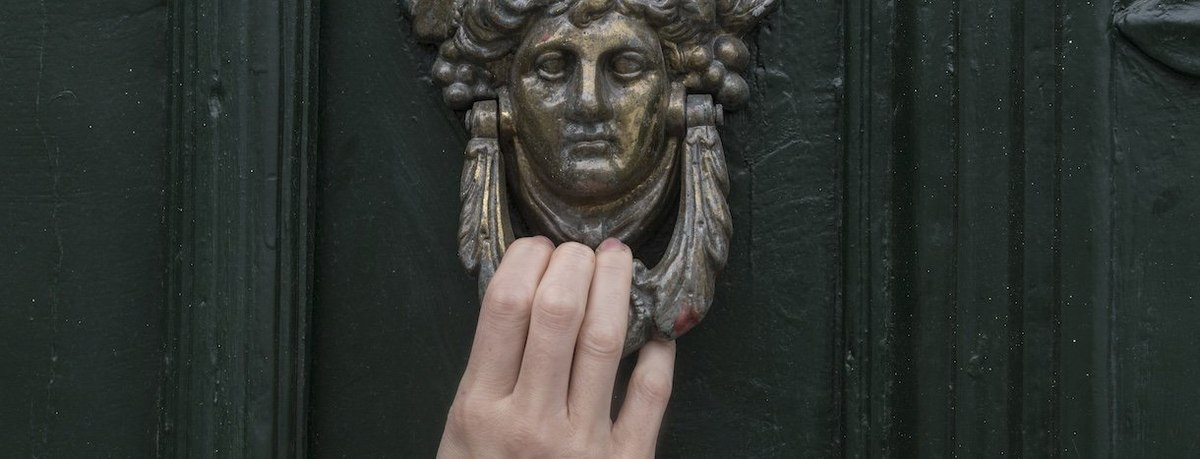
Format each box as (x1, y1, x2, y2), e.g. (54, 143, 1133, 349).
(414, 0, 778, 354)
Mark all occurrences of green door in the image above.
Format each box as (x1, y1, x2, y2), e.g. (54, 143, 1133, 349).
(3, 0, 1198, 457)
(307, 0, 1200, 456)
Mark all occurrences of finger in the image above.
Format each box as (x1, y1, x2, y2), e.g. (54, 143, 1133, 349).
(460, 236, 554, 397)
(568, 238, 632, 423)
(513, 242, 596, 410)
(612, 340, 676, 455)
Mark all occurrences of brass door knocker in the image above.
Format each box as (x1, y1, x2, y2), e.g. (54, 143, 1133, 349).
(412, 0, 778, 354)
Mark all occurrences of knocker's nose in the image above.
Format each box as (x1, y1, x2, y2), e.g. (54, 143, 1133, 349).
(568, 64, 612, 122)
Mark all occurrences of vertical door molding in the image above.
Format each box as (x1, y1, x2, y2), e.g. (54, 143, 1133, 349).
(841, 0, 901, 456)
(843, 0, 1119, 456)
(161, 0, 320, 457)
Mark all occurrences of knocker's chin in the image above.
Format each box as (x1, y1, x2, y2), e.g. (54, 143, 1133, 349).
(508, 137, 681, 249)
(562, 141, 619, 164)
(553, 148, 627, 198)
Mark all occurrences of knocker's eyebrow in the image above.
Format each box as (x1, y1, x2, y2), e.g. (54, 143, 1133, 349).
(520, 48, 656, 71)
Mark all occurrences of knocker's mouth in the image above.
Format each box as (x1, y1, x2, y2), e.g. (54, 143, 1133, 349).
(564, 140, 617, 159)
(563, 123, 616, 142)
(562, 124, 618, 158)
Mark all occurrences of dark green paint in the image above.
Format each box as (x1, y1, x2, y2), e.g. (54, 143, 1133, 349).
(1112, 38, 1200, 455)
(1057, 2, 1118, 456)
(1, 0, 1198, 457)
(313, 0, 1200, 457)
(160, 0, 319, 457)
(1116, 0, 1200, 77)
(0, 1, 169, 456)
(0, 0, 318, 457)
(310, 1, 844, 456)
(309, 1, 479, 455)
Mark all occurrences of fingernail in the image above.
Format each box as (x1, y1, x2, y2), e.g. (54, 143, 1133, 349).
(598, 237, 626, 252)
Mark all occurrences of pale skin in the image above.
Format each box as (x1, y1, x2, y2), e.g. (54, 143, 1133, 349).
(438, 237, 677, 458)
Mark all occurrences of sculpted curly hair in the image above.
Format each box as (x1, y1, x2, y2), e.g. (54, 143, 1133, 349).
(432, 0, 778, 109)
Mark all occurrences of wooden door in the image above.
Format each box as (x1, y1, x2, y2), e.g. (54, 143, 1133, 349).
(2, 0, 1198, 457)
(307, 0, 1200, 456)
(309, 0, 842, 456)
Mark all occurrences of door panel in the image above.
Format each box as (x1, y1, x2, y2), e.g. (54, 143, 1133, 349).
(1111, 37, 1200, 455)
(310, 0, 1200, 457)
(309, 0, 477, 453)
(0, 1, 169, 456)
(309, 0, 846, 456)
(5, 0, 1198, 457)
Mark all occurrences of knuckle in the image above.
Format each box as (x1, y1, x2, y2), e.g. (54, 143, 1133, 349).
(505, 420, 553, 451)
(632, 371, 674, 404)
(534, 286, 584, 330)
(555, 242, 596, 264)
(577, 324, 626, 358)
(615, 446, 653, 459)
(447, 397, 490, 430)
(560, 441, 593, 459)
(505, 421, 535, 445)
(483, 284, 534, 321)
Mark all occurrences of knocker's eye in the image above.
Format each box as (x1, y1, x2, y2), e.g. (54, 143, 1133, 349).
(534, 52, 568, 81)
(610, 52, 648, 80)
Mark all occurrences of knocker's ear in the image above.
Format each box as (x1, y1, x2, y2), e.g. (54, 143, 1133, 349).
(497, 87, 514, 140)
(667, 82, 687, 137)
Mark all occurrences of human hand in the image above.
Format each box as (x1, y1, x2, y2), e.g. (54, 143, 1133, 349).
(438, 237, 677, 458)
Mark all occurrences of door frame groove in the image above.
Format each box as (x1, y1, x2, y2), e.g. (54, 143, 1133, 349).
(161, 0, 320, 456)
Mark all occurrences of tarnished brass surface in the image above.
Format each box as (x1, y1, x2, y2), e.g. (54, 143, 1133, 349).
(417, 0, 779, 354)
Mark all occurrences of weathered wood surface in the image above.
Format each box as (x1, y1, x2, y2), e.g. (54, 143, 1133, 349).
(312, 0, 1200, 457)
(0, 0, 319, 457)
(1, 0, 1197, 457)
(0, 1, 169, 456)
(160, 0, 319, 457)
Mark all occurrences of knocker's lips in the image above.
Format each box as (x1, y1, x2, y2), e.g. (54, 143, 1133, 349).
(562, 124, 618, 158)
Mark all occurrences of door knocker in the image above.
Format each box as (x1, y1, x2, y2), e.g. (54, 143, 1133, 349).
(411, 0, 779, 354)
